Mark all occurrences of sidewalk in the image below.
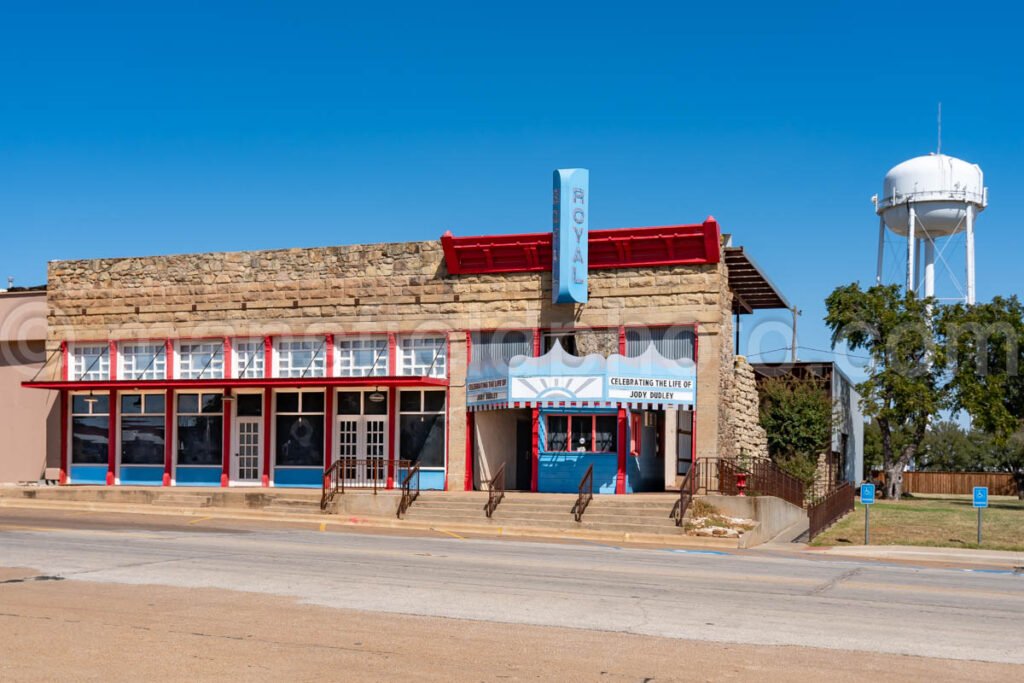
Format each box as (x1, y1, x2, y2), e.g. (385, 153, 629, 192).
(0, 487, 738, 551)
(802, 544, 1024, 570)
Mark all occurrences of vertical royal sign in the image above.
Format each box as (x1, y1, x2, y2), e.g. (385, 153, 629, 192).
(552, 168, 589, 304)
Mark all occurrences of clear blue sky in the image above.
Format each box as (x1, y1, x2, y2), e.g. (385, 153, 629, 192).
(2, 2, 1021, 371)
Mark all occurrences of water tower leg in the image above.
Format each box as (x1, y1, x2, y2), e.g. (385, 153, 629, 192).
(906, 206, 917, 294)
(876, 216, 886, 285)
(966, 205, 976, 305)
(923, 237, 935, 299)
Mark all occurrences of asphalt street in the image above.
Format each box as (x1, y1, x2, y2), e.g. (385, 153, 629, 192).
(1, 508, 1022, 665)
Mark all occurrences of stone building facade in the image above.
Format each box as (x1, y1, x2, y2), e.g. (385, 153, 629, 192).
(27, 219, 785, 492)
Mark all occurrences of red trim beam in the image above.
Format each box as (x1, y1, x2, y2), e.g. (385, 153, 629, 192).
(23, 376, 448, 392)
(441, 218, 721, 275)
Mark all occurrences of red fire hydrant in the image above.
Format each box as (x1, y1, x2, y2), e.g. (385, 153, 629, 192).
(736, 471, 747, 496)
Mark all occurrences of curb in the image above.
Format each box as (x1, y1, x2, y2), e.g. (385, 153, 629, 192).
(0, 498, 740, 550)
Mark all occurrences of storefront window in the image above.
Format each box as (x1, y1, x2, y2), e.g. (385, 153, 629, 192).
(120, 343, 167, 381)
(276, 339, 326, 378)
(398, 337, 446, 378)
(625, 326, 695, 360)
(275, 391, 324, 467)
(398, 390, 445, 467)
(337, 337, 388, 376)
(121, 393, 165, 464)
(234, 339, 265, 378)
(71, 345, 110, 381)
(176, 393, 223, 466)
(546, 414, 617, 453)
(71, 394, 109, 464)
(177, 342, 224, 379)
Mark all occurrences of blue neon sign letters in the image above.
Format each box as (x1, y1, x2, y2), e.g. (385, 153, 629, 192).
(552, 168, 589, 304)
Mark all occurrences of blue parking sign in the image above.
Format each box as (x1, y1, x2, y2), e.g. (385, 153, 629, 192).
(973, 487, 989, 508)
(861, 483, 875, 505)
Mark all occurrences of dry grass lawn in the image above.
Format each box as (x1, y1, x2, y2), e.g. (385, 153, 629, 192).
(811, 495, 1024, 551)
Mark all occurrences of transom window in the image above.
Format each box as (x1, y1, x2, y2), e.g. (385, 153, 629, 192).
(398, 390, 446, 468)
(71, 345, 110, 381)
(177, 342, 224, 380)
(70, 393, 110, 464)
(119, 343, 167, 381)
(337, 337, 389, 377)
(398, 337, 446, 378)
(120, 393, 166, 465)
(625, 326, 695, 360)
(176, 393, 224, 466)
(234, 339, 265, 379)
(276, 339, 326, 378)
(275, 391, 325, 467)
(546, 414, 618, 453)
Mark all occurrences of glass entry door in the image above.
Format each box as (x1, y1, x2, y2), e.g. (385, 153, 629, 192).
(234, 417, 262, 483)
(336, 390, 389, 488)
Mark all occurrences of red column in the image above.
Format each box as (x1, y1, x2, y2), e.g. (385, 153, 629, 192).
(325, 333, 334, 378)
(464, 411, 474, 491)
(263, 336, 273, 378)
(165, 339, 174, 380)
(261, 389, 272, 487)
(60, 342, 69, 381)
(692, 323, 699, 474)
(109, 341, 118, 380)
(618, 326, 626, 355)
(386, 386, 397, 489)
(58, 390, 68, 485)
(163, 388, 173, 486)
(530, 407, 539, 492)
(221, 389, 232, 487)
(616, 408, 627, 494)
(387, 333, 397, 375)
(107, 390, 117, 485)
(324, 388, 334, 472)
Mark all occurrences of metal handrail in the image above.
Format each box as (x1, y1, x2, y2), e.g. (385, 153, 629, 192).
(397, 462, 421, 518)
(322, 457, 408, 510)
(571, 464, 594, 522)
(484, 462, 506, 518)
(807, 481, 855, 540)
(321, 458, 344, 510)
(671, 459, 699, 527)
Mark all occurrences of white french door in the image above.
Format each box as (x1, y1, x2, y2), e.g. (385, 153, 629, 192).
(337, 416, 388, 487)
(233, 417, 262, 484)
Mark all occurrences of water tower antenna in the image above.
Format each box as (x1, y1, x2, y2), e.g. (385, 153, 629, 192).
(937, 102, 942, 155)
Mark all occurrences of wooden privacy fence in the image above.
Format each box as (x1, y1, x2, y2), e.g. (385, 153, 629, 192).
(902, 471, 1018, 496)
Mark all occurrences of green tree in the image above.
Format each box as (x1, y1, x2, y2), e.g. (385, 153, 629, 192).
(825, 283, 945, 500)
(758, 376, 833, 489)
(940, 297, 1024, 497)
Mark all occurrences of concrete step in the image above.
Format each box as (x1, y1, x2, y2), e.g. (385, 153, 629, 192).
(151, 494, 213, 508)
(413, 498, 676, 512)
(265, 498, 325, 514)
(401, 511, 684, 536)
(407, 504, 677, 525)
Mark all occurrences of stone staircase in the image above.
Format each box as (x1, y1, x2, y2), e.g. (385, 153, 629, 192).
(401, 491, 685, 537)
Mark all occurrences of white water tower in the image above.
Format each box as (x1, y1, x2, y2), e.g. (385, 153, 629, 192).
(874, 153, 987, 304)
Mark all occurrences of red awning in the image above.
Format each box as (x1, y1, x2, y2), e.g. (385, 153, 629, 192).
(441, 218, 721, 275)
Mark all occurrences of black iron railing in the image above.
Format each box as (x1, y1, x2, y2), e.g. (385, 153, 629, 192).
(322, 457, 409, 511)
(571, 464, 594, 522)
(397, 462, 421, 519)
(807, 481, 855, 540)
(484, 462, 506, 519)
(671, 460, 699, 526)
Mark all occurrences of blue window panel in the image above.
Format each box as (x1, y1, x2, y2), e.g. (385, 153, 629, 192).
(175, 466, 222, 486)
(537, 453, 622, 494)
(395, 468, 445, 491)
(273, 467, 323, 488)
(119, 465, 164, 485)
(69, 464, 107, 485)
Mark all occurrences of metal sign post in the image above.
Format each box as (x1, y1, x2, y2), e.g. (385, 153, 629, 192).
(973, 486, 989, 545)
(861, 483, 876, 545)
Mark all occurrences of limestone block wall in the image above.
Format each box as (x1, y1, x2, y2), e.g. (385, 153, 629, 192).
(722, 356, 769, 460)
(46, 237, 736, 490)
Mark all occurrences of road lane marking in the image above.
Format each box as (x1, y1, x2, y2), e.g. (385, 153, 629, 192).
(319, 522, 327, 532)
(434, 528, 465, 540)
(187, 517, 212, 526)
